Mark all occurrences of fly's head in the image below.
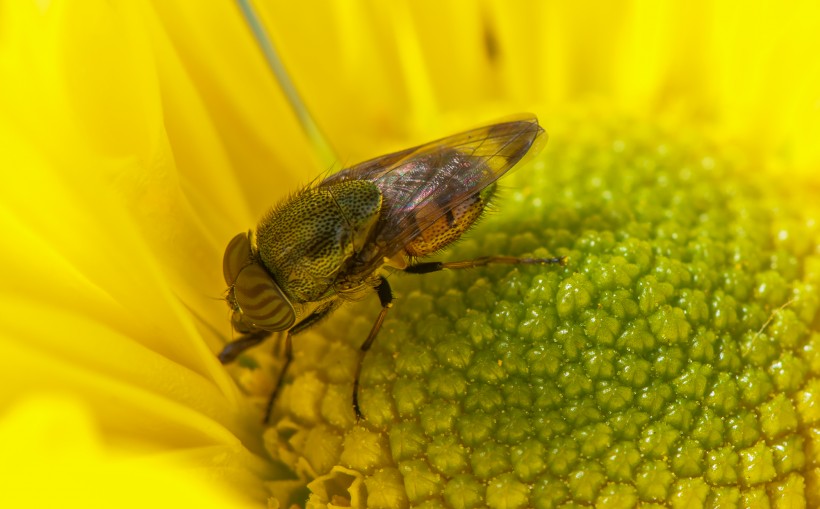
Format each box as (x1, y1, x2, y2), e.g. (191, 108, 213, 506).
(222, 231, 296, 334)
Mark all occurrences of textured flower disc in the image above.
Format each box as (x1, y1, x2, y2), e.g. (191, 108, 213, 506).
(228, 116, 820, 509)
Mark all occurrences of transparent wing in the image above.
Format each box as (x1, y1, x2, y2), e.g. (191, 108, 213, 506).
(320, 116, 546, 274)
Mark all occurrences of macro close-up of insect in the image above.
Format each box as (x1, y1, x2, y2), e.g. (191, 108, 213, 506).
(219, 116, 565, 422)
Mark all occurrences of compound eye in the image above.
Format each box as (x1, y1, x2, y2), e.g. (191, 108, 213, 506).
(233, 263, 296, 331)
(223, 232, 252, 285)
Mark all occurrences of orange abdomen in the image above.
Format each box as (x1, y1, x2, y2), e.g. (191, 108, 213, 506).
(405, 193, 488, 257)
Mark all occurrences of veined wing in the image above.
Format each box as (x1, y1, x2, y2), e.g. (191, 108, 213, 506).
(321, 116, 546, 274)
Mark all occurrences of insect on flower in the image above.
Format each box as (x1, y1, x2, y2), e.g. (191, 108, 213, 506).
(220, 116, 564, 422)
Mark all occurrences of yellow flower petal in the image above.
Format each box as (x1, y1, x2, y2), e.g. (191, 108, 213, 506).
(3, 0, 820, 507)
(0, 1, 285, 505)
(0, 395, 262, 508)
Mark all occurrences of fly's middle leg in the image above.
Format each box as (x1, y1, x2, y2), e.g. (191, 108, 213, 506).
(260, 302, 339, 423)
(219, 329, 295, 424)
(263, 331, 292, 424)
(353, 275, 393, 420)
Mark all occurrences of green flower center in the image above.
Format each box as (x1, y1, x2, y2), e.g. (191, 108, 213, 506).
(238, 117, 819, 508)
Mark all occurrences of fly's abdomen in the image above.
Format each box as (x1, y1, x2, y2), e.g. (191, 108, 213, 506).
(404, 188, 491, 257)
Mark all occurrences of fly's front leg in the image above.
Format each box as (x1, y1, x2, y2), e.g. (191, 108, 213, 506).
(404, 254, 566, 274)
(353, 275, 393, 420)
(218, 329, 273, 364)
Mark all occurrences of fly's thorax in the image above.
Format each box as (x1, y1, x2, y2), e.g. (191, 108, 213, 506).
(256, 180, 382, 303)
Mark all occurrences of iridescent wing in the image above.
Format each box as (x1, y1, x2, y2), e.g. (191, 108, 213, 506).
(320, 116, 545, 274)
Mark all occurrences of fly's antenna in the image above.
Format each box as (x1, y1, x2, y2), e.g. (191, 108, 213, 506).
(236, 0, 337, 169)
(178, 295, 232, 343)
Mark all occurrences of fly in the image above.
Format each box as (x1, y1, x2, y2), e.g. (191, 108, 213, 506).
(219, 116, 564, 422)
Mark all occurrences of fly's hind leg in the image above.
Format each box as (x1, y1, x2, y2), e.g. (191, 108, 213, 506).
(404, 254, 566, 274)
(353, 275, 393, 420)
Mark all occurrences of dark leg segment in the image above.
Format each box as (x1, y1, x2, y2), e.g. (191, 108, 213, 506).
(263, 332, 292, 424)
(404, 254, 566, 274)
(262, 301, 340, 423)
(353, 276, 393, 419)
(218, 329, 272, 364)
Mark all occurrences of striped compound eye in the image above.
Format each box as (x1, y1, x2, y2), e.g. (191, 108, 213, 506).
(223, 232, 296, 331)
(222, 232, 252, 287)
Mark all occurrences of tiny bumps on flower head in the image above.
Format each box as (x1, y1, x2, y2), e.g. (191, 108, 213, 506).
(236, 116, 820, 508)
